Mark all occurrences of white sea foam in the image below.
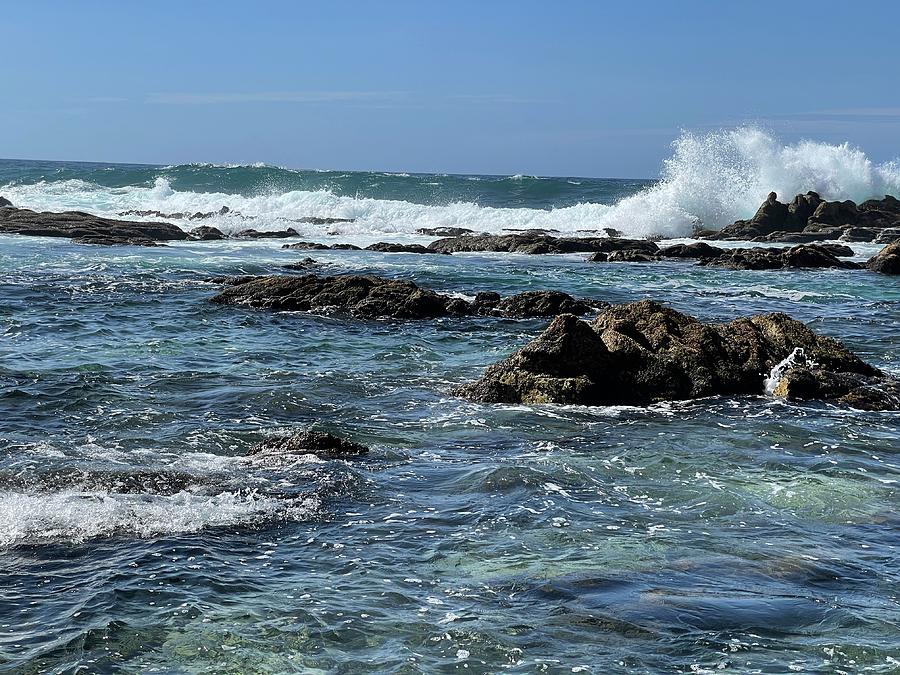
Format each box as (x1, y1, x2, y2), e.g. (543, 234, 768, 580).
(2, 128, 897, 240)
(0, 488, 318, 547)
(764, 347, 815, 395)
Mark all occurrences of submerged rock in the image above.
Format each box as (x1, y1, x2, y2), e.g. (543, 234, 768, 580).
(428, 233, 659, 255)
(866, 241, 900, 274)
(365, 242, 448, 254)
(235, 228, 299, 239)
(457, 300, 897, 409)
(0, 206, 188, 245)
(189, 225, 227, 240)
(209, 273, 600, 320)
(251, 430, 369, 459)
(699, 244, 859, 271)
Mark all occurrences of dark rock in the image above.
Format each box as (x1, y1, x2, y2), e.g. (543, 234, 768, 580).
(0, 196, 12, 208)
(489, 291, 602, 318)
(457, 300, 897, 409)
(330, 243, 363, 250)
(282, 257, 319, 271)
(365, 242, 448, 254)
(251, 430, 368, 459)
(874, 228, 900, 245)
(205, 275, 264, 286)
(282, 241, 332, 250)
(416, 227, 476, 237)
(839, 227, 880, 242)
(189, 225, 227, 241)
(866, 242, 900, 274)
(606, 249, 661, 263)
(754, 231, 833, 243)
(809, 200, 859, 227)
(0, 207, 188, 245)
(428, 233, 659, 255)
(700, 244, 859, 271)
(210, 273, 598, 320)
(815, 243, 854, 257)
(291, 216, 354, 225)
(235, 228, 299, 239)
(787, 192, 823, 225)
(659, 242, 727, 258)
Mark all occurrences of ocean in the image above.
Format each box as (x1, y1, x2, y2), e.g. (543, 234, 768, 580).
(1, 128, 898, 673)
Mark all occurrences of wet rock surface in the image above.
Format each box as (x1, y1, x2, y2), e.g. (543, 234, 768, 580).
(457, 300, 898, 409)
(699, 244, 860, 271)
(251, 430, 369, 459)
(866, 241, 900, 274)
(234, 228, 300, 239)
(210, 273, 601, 320)
(706, 192, 900, 242)
(189, 225, 227, 240)
(0, 207, 189, 245)
(428, 233, 660, 255)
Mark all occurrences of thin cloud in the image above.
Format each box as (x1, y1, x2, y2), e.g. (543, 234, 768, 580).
(146, 91, 406, 105)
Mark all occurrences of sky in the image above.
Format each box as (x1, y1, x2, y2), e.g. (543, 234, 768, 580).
(2, 0, 900, 177)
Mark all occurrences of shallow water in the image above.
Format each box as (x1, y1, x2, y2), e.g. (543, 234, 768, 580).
(1, 232, 898, 673)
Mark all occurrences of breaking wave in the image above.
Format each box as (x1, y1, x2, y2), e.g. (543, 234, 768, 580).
(1, 128, 897, 239)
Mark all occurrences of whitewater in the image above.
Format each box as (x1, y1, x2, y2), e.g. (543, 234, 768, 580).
(2, 128, 898, 240)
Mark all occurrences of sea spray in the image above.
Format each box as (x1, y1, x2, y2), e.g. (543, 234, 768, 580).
(764, 347, 816, 395)
(1, 128, 898, 240)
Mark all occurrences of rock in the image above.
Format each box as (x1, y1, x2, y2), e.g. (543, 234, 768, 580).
(282, 257, 319, 270)
(416, 227, 476, 237)
(866, 241, 900, 274)
(0, 207, 188, 245)
(189, 225, 227, 240)
(282, 241, 332, 250)
(814, 243, 854, 257)
(0, 196, 12, 208)
(658, 242, 726, 258)
(787, 191, 823, 224)
(874, 228, 900, 245)
(210, 273, 599, 320)
(251, 430, 368, 459)
(457, 300, 897, 409)
(489, 291, 602, 318)
(365, 242, 448, 254)
(291, 216, 354, 225)
(428, 233, 659, 255)
(700, 244, 859, 271)
(234, 228, 299, 239)
(606, 249, 661, 262)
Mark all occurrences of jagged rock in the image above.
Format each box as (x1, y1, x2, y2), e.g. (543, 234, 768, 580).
(700, 244, 859, 271)
(809, 200, 859, 227)
(282, 257, 319, 270)
(0, 196, 12, 208)
(251, 430, 368, 459)
(840, 227, 881, 242)
(866, 241, 900, 274)
(365, 242, 448, 254)
(189, 225, 226, 240)
(428, 233, 659, 255)
(417, 227, 477, 237)
(874, 228, 900, 245)
(590, 249, 661, 263)
(291, 216, 354, 225)
(235, 228, 299, 239)
(209, 273, 599, 320)
(659, 242, 727, 258)
(282, 241, 332, 250)
(457, 300, 897, 409)
(0, 207, 188, 245)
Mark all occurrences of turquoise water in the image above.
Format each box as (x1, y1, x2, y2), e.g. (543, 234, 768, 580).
(1, 159, 899, 673)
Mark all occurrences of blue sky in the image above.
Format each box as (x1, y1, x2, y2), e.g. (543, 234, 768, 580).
(3, 0, 899, 177)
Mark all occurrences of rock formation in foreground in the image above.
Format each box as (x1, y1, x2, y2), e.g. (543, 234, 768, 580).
(457, 300, 899, 410)
(209, 273, 602, 320)
(704, 192, 900, 243)
(0, 206, 188, 245)
(251, 430, 369, 459)
(866, 241, 900, 274)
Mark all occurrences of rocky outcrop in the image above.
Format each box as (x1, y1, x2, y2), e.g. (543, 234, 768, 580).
(428, 233, 659, 255)
(0, 196, 12, 208)
(365, 242, 448, 254)
(457, 300, 898, 410)
(189, 225, 227, 240)
(210, 273, 601, 320)
(590, 249, 661, 263)
(416, 227, 477, 237)
(659, 242, 727, 258)
(866, 241, 900, 274)
(251, 430, 369, 459)
(0, 206, 188, 245)
(708, 193, 900, 242)
(234, 228, 299, 239)
(699, 244, 860, 271)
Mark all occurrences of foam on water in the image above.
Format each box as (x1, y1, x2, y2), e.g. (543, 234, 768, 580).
(0, 488, 318, 547)
(1, 127, 898, 240)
